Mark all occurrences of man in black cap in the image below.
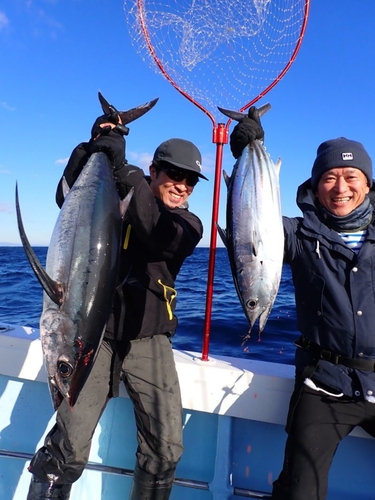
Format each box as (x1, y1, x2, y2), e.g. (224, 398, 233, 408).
(27, 107, 207, 500)
(230, 111, 375, 500)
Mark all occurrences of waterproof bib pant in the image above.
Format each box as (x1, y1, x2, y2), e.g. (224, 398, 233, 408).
(27, 335, 183, 499)
(271, 384, 375, 500)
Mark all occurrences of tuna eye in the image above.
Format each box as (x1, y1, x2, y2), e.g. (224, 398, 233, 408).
(247, 299, 258, 309)
(58, 361, 73, 378)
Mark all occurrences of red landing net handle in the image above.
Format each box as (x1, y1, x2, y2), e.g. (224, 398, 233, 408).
(201, 123, 228, 361)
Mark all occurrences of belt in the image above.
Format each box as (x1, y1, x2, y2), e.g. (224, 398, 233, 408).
(294, 336, 375, 372)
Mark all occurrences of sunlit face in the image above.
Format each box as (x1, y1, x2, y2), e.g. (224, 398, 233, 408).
(315, 167, 370, 217)
(149, 165, 195, 209)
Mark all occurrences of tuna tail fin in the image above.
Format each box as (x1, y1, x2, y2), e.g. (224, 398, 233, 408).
(98, 92, 159, 127)
(15, 183, 63, 306)
(217, 103, 271, 122)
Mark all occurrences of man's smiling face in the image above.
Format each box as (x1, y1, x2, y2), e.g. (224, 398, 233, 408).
(149, 165, 195, 209)
(315, 167, 370, 217)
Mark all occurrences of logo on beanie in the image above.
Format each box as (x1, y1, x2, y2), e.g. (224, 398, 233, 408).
(342, 152, 354, 161)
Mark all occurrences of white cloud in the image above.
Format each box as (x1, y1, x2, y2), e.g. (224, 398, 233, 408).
(0, 11, 9, 30)
(0, 203, 13, 214)
(55, 157, 69, 165)
(127, 150, 214, 177)
(38, 8, 64, 37)
(201, 151, 215, 174)
(128, 151, 153, 173)
(0, 101, 16, 112)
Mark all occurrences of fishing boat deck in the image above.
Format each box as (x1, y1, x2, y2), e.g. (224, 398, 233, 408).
(1, 323, 374, 499)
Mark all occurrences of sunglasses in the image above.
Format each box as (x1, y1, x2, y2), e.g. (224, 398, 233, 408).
(158, 165, 199, 187)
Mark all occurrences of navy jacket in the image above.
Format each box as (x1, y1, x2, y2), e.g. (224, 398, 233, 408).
(283, 179, 375, 400)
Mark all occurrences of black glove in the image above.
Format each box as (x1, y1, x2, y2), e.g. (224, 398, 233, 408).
(230, 106, 264, 159)
(90, 114, 129, 139)
(112, 162, 144, 200)
(88, 127, 126, 170)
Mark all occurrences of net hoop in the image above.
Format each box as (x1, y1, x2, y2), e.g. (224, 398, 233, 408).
(132, 0, 310, 127)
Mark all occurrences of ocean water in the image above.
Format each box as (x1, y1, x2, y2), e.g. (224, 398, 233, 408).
(0, 246, 298, 365)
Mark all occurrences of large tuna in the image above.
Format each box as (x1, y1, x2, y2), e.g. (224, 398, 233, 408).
(16, 94, 157, 409)
(218, 104, 284, 342)
(16, 153, 132, 409)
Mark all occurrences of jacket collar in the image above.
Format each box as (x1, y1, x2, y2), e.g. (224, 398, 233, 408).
(296, 179, 375, 254)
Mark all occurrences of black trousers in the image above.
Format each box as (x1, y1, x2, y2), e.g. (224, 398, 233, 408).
(28, 335, 183, 484)
(272, 384, 375, 500)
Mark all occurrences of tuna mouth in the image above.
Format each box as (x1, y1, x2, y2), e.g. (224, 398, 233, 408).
(48, 360, 74, 410)
(49, 379, 65, 410)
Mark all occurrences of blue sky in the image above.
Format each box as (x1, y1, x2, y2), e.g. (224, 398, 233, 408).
(1, 0, 375, 247)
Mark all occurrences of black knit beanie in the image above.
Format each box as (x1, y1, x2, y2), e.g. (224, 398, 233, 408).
(311, 137, 373, 190)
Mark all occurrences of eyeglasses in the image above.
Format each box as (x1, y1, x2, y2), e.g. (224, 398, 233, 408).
(158, 165, 199, 187)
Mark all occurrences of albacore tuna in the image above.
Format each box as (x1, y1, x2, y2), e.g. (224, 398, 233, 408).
(16, 153, 132, 409)
(218, 104, 284, 341)
(16, 94, 157, 409)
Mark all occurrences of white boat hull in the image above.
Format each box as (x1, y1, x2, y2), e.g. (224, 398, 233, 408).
(1, 323, 374, 499)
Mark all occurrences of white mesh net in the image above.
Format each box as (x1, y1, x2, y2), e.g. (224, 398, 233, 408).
(124, 0, 308, 123)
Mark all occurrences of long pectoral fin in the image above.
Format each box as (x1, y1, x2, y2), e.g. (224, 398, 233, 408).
(15, 184, 63, 306)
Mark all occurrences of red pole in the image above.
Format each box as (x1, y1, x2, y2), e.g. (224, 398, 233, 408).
(201, 123, 228, 360)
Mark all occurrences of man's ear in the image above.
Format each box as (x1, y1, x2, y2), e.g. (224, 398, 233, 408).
(149, 165, 157, 180)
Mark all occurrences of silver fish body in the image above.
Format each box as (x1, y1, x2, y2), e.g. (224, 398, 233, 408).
(220, 139, 283, 338)
(16, 152, 132, 409)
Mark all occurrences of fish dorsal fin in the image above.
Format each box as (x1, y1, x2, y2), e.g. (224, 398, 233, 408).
(119, 187, 134, 219)
(216, 224, 228, 248)
(62, 176, 70, 200)
(223, 170, 231, 187)
(274, 158, 282, 176)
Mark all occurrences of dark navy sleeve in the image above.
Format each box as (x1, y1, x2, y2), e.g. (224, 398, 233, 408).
(283, 215, 303, 264)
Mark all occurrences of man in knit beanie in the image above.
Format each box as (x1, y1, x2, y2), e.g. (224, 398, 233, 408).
(230, 114, 375, 500)
(311, 137, 373, 190)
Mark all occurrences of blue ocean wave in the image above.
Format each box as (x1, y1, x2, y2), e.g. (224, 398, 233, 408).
(0, 246, 298, 364)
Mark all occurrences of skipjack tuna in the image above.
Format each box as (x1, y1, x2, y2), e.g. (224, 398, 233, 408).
(218, 104, 284, 342)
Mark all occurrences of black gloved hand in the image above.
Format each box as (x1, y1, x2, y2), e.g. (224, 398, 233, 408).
(88, 127, 126, 170)
(91, 114, 129, 139)
(230, 106, 264, 159)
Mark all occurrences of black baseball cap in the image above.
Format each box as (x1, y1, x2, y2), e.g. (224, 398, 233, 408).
(153, 138, 208, 180)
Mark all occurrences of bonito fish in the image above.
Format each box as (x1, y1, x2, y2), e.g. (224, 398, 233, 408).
(16, 94, 157, 409)
(218, 104, 284, 341)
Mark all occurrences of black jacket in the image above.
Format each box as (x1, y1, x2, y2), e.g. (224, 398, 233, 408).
(106, 162, 203, 340)
(56, 134, 203, 341)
